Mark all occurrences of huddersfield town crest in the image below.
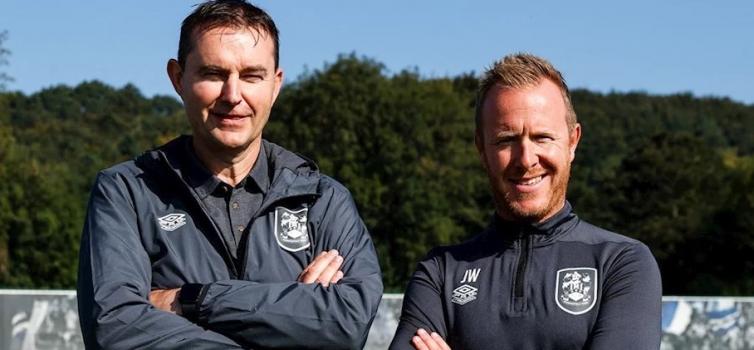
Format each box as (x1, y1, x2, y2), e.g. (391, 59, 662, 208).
(556, 267, 597, 315)
(274, 207, 310, 252)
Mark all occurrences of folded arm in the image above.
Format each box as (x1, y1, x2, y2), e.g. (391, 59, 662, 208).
(586, 243, 662, 349)
(188, 189, 383, 349)
(390, 250, 449, 350)
(77, 172, 243, 349)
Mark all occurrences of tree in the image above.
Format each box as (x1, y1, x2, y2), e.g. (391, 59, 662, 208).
(0, 96, 15, 279)
(0, 31, 12, 91)
(0, 81, 186, 288)
(707, 152, 754, 294)
(2, 55, 754, 293)
(607, 133, 732, 294)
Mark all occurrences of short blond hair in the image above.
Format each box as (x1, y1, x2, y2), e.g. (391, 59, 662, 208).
(475, 53, 577, 133)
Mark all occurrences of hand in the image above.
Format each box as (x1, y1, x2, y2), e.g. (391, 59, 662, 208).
(149, 288, 181, 314)
(298, 250, 344, 287)
(412, 328, 451, 350)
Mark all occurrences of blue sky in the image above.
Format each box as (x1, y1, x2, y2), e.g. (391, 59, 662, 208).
(1, 0, 753, 104)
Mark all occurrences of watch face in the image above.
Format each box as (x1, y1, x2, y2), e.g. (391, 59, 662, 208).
(178, 284, 205, 321)
(179, 284, 204, 304)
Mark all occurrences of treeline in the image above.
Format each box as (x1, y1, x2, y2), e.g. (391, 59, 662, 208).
(1, 55, 753, 294)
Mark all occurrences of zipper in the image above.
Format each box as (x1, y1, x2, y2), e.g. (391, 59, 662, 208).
(157, 153, 240, 279)
(514, 231, 530, 302)
(186, 184, 241, 279)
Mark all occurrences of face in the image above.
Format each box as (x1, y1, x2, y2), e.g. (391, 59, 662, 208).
(168, 26, 283, 153)
(476, 79, 581, 223)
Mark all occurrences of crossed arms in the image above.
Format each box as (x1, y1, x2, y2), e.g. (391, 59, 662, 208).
(77, 171, 382, 349)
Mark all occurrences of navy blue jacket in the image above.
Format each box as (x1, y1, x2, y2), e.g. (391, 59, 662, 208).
(390, 203, 661, 349)
(78, 136, 383, 349)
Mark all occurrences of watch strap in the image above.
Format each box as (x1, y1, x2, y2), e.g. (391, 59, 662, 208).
(179, 283, 207, 322)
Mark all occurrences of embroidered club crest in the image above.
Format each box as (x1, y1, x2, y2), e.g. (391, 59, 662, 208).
(274, 207, 310, 252)
(451, 284, 478, 305)
(157, 213, 186, 231)
(556, 267, 598, 315)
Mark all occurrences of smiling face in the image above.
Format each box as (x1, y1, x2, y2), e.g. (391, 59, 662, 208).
(168, 26, 283, 155)
(476, 79, 581, 223)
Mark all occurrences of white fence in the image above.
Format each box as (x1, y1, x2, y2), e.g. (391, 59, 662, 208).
(2, 291, 753, 349)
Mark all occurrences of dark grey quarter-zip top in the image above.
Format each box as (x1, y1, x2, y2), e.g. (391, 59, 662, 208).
(390, 203, 662, 350)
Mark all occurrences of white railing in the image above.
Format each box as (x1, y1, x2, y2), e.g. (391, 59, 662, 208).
(1, 290, 751, 350)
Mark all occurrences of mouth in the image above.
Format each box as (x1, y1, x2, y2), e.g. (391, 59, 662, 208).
(210, 111, 250, 128)
(508, 174, 546, 192)
(210, 111, 248, 119)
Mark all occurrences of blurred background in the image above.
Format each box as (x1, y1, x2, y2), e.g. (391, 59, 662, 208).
(0, 0, 753, 348)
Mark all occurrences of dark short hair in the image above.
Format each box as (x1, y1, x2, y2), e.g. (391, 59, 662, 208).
(475, 53, 577, 133)
(178, 0, 279, 69)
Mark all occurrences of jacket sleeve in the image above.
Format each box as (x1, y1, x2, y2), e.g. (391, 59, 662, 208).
(389, 250, 448, 350)
(586, 242, 663, 349)
(77, 172, 243, 350)
(194, 186, 384, 350)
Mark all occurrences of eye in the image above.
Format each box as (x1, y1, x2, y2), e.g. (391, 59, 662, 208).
(201, 71, 224, 81)
(242, 74, 265, 83)
(493, 136, 516, 146)
(534, 135, 555, 142)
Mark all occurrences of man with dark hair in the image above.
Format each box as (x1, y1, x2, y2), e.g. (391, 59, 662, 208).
(389, 53, 662, 349)
(77, 1, 382, 349)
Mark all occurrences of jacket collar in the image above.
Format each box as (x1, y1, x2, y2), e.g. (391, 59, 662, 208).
(170, 137, 272, 199)
(488, 201, 579, 247)
(260, 138, 320, 201)
(142, 136, 320, 204)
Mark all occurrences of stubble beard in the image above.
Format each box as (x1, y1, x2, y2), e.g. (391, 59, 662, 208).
(493, 163, 571, 223)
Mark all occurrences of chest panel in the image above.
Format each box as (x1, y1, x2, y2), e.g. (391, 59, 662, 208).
(140, 193, 315, 288)
(443, 244, 602, 349)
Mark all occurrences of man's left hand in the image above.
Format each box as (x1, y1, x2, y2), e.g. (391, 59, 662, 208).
(298, 250, 344, 287)
(149, 288, 181, 314)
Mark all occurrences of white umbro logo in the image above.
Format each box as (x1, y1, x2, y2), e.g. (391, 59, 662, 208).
(452, 268, 482, 305)
(451, 284, 478, 305)
(157, 213, 186, 231)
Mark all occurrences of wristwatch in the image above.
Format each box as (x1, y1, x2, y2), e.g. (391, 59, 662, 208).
(178, 283, 206, 322)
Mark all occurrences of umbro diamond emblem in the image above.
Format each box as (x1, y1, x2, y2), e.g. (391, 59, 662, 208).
(157, 213, 186, 231)
(451, 284, 478, 305)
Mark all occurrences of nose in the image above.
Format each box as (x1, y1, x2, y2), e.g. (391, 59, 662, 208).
(514, 138, 538, 169)
(220, 75, 242, 106)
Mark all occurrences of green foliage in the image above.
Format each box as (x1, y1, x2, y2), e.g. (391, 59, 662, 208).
(604, 133, 728, 294)
(0, 83, 186, 288)
(1, 55, 754, 294)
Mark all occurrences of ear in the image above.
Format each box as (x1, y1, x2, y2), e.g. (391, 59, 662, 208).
(475, 131, 488, 171)
(271, 68, 284, 103)
(568, 123, 582, 162)
(166, 59, 184, 96)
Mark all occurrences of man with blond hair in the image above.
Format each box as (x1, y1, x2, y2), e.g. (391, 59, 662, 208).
(390, 53, 662, 349)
